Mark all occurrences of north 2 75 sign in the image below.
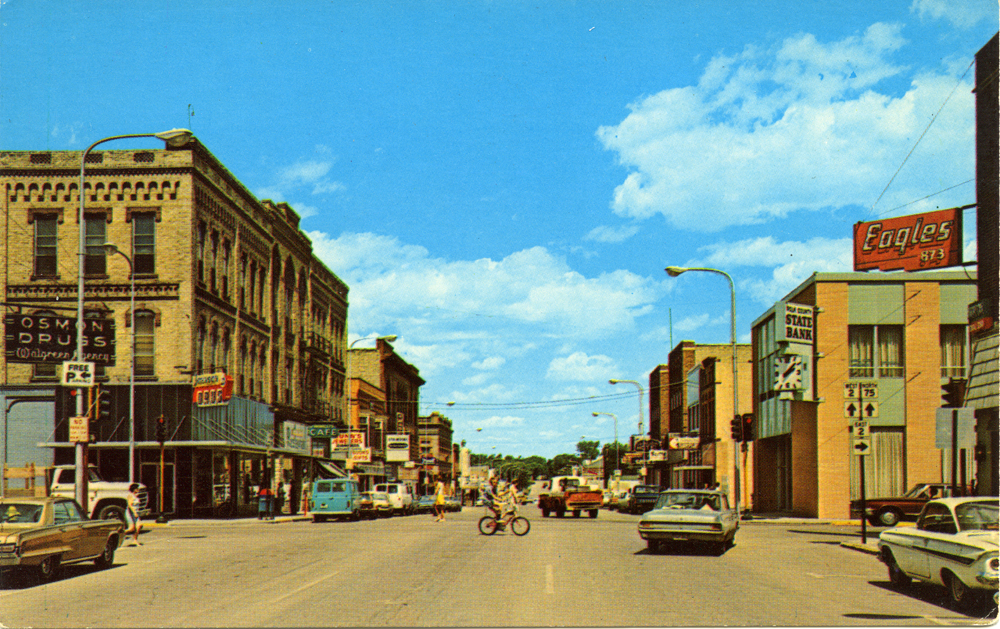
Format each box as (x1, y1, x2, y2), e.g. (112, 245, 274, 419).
(4, 314, 116, 365)
(853, 207, 962, 272)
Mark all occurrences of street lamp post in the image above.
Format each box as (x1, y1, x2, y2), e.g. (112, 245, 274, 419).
(592, 411, 619, 476)
(609, 379, 645, 481)
(74, 129, 192, 510)
(665, 266, 740, 517)
(349, 334, 397, 348)
(104, 243, 136, 484)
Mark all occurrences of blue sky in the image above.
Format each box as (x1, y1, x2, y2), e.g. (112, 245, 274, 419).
(2, 0, 995, 458)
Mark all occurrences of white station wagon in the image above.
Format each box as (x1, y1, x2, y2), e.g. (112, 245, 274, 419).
(878, 497, 998, 610)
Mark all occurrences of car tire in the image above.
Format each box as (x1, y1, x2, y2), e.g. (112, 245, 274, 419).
(94, 538, 116, 569)
(573, 510, 581, 518)
(884, 551, 911, 587)
(945, 571, 972, 609)
(37, 555, 61, 583)
(556, 508, 566, 518)
(877, 508, 901, 527)
(589, 510, 598, 519)
(98, 504, 127, 524)
(647, 539, 661, 553)
(541, 507, 550, 518)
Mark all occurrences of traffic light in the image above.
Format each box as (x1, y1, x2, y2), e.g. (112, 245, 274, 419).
(730, 415, 743, 442)
(941, 378, 967, 408)
(98, 388, 112, 421)
(155, 415, 167, 444)
(742, 413, 755, 442)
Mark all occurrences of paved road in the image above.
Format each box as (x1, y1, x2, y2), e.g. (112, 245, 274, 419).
(0, 505, 995, 627)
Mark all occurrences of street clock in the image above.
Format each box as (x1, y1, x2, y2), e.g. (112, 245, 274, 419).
(774, 355, 804, 391)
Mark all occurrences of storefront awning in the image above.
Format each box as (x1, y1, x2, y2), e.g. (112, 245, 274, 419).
(315, 460, 347, 478)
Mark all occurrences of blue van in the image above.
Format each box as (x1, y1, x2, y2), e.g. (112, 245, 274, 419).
(309, 479, 361, 522)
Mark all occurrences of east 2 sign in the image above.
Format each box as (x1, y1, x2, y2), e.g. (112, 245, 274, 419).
(853, 207, 962, 272)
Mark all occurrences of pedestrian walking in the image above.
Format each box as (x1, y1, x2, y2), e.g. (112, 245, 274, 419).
(433, 479, 446, 522)
(125, 483, 142, 546)
(258, 485, 273, 520)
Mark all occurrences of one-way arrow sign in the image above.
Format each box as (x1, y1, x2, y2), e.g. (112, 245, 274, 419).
(852, 436, 871, 456)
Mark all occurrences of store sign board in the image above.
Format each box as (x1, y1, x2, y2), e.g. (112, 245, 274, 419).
(778, 303, 815, 343)
(5, 314, 115, 365)
(853, 208, 962, 272)
(386, 434, 410, 462)
(282, 421, 311, 455)
(69, 415, 89, 443)
(192, 372, 233, 406)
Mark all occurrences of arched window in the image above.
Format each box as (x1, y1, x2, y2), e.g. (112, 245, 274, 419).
(197, 318, 206, 374)
(221, 328, 231, 374)
(258, 347, 267, 399)
(239, 338, 248, 394)
(210, 323, 219, 372)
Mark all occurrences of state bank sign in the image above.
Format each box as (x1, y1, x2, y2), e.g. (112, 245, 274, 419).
(853, 207, 963, 272)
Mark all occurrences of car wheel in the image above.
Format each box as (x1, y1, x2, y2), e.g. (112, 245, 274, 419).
(541, 508, 550, 518)
(37, 555, 61, 583)
(556, 508, 566, 518)
(98, 504, 127, 523)
(94, 538, 116, 569)
(713, 541, 727, 556)
(312, 515, 326, 523)
(877, 508, 901, 527)
(945, 571, 971, 609)
(589, 510, 598, 519)
(884, 551, 911, 587)
(573, 510, 581, 518)
(647, 539, 661, 553)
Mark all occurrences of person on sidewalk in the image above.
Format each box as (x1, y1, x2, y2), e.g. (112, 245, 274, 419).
(258, 485, 273, 520)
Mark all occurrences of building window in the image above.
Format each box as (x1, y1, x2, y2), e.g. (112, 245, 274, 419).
(197, 222, 206, 283)
(210, 231, 218, 293)
(197, 319, 206, 374)
(133, 214, 155, 274)
(84, 215, 107, 275)
(34, 217, 58, 276)
(221, 241, 231, 302)
(940, 325, 967, 378)
(850, 325, 904, 378)
(134, 311, 155, 376)
(239, 255, 247, 310)
(210, 323, 219, 372)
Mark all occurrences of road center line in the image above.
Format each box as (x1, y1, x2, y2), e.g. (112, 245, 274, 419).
(545, 564, 554, 594)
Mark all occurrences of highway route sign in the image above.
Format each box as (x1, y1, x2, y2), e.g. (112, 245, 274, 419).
(844, 400, 878, 419)
(844, 381, 878, 399)
(852, 436, 872, 456)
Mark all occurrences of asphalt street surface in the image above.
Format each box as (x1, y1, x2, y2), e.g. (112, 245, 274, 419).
(0, 505, 996, 627)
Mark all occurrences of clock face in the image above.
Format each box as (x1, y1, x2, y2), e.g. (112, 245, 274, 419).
(774, 355, 803, 391)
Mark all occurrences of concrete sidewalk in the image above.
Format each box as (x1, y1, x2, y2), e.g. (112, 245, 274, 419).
(142, 514, 312, 527)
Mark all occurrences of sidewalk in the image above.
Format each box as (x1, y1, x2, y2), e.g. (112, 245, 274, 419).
(142, 514, 312, 527)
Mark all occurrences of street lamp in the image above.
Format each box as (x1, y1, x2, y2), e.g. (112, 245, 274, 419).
(592, 411, 619, 476)
(609, 379, 646, 482)
(104, 243, 136, 484)
(349, 334, 397, 348)
(665, 265, 741, 516)
(74, 129, 192, 509)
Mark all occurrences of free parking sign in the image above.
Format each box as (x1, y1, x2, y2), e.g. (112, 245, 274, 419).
(61, 361, 95, 387)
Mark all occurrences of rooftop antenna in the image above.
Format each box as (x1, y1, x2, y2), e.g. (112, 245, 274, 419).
(187, 104, 195, 130)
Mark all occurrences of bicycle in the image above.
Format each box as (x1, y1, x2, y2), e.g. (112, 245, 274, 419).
(478, 501, 530, 536)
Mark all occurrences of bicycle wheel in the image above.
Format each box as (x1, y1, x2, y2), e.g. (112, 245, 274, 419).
(511, 516, 530, 536)
(478, 516, 498, 535)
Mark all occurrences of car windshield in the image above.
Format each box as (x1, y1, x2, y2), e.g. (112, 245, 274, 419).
(373, 493, 388, 500)
(1, 503, 43, 523)
(955, 501, 999, 531)
(904, 484, 942, 499)
(635, 485, 660, 493)
(655, 492, 719, 510)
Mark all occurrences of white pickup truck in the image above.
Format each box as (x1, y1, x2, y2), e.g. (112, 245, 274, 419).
(48, 465, 151, 522)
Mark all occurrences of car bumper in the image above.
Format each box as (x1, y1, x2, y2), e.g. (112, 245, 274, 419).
(638, 526, 728, 543)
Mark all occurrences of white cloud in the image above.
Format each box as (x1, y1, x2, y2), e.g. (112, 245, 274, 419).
(584, 224, 640, 243)
(308, 232, 660, 338)
(596, 23, 975, 232)
(689, 236, 854, 304)
(546, 352, 617, 381)
(473, 356, 506, 370)
(476, 416, 525, 429)
(910, 0, 995, 28)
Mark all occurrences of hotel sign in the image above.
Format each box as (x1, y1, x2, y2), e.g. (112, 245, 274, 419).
(853, 208, 962, 272)
(5, 314, 116, 365)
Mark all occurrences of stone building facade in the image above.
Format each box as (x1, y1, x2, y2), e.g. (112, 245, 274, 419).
(0, 137, 349, 518)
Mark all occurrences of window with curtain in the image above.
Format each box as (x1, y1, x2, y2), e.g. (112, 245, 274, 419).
(132, 214, 155, 274)
(34, 217, 57, 276)
(849, 326, 874, 378)
(878, 326, 904, 378)
(84, 215, 107, 275)
(940, 325, 967, 378)
(849, 429, 905, 499)
(134, 311, 155, 376)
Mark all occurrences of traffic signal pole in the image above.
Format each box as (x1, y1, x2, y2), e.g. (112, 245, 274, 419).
(858, 385, 867, 545)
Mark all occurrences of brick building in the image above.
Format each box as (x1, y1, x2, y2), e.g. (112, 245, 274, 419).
(648, 342, 753, 510)
(418, 411, 454, 493)
(1, 137, 350, 518)
(750, 271, 977, 518)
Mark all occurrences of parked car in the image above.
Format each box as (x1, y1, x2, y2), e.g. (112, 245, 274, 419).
(415, 494, 437, 514)
(309, 479, 361, 522)
(878, 497, 998, 610)
(637, 489, 739, 555)
(852, 483, 960, 526)
(374, 483, 414, 515)
(358, 492, 393, 519)
(0, 496, 124, 582)
(608, 490, 629, 511)
(443, 495, 462, 512)
(623, 485, 662, 515)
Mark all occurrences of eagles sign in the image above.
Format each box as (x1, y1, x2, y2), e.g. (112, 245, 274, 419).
(853, 207, 963, 272)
